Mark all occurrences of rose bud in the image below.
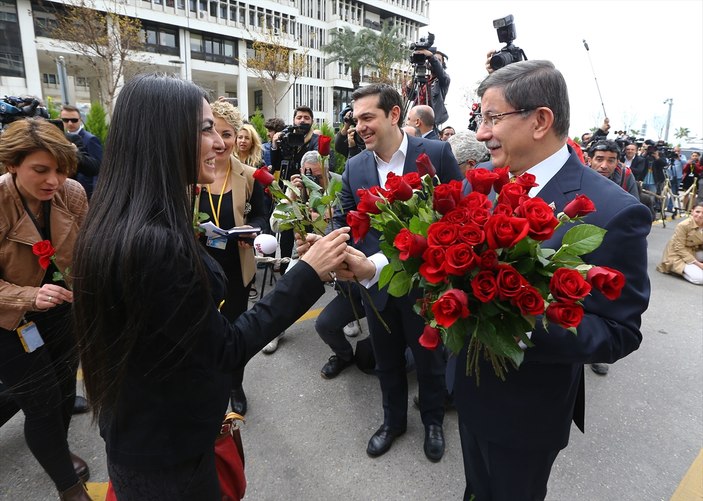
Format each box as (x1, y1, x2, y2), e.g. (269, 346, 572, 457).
(253, 167, 275, 186)
(563, 194, 596, 218)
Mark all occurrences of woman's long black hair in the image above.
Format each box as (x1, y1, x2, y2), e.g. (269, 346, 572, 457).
(72, 74, 211, 420)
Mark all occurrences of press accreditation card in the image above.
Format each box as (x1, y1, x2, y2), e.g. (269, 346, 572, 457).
(206, 236, 227, 250)
(16, 321, 44, 353)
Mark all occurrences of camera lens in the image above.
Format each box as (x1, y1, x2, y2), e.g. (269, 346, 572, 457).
(490, 51, 515, 70)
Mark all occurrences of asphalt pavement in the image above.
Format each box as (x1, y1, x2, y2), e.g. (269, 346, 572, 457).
(1, 217, 701, 501)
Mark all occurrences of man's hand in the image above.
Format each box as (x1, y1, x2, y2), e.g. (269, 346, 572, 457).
(295, 232, 321, 258)
(299, 228, 351, 281)
(336, 246, 375, 282)
(485, 50, 496, 74)
(347, 127, 357, 147)
(601, 117, 610, 133)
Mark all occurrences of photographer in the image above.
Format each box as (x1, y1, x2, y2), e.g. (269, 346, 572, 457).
(335, 106, 364, 159)
(405, 49, 450, 126)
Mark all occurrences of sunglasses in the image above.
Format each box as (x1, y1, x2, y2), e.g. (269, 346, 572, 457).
(61, 118, 80, 124)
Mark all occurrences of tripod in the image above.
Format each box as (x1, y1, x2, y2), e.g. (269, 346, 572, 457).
(402, 70, 429, 123)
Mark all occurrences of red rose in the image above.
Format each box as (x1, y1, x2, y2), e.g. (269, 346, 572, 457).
(478, 249, 499, 270)
(427, 222, 459, 247)
(443, 243, 476, 275)
(492, 203, 514, 217)
(431, 288, 470, 328)
(194, 185, 201, 196)
(471, 270, 498, 302)
(546, 301, 584, 329)
(484, 215, 530, 249)
(515, 197, 559, 241)
(253, 167, 275, 186)
(32, 240, 55, 270)
(492, 166, 510, 194)
(432, 180, 463, 215)
(563, 194, 596, 218)
(514, 172, 539, 190)
(385, 172, 414, 201)
(496, 264, 526, 299)
(418, 325, 441, 350)
(441, 207, 472, 226)
(347, 210, 370, 243)
(457, 223, 485, 246)
(468, 207, 490, 227)
(416, 153, 436, 178)
(394, 228, 428, 260)
(466, 168, 499, 195)
(497, 182, 528, 210)
(550, 268, 592, 302)
(587, 266, 626, 300)
(514, 286, 546, 316)
(402, 172, 422, 190)
(458, 191, 492, 211)
(419, 246, 447, 283)
(318, 134, 331, 156)
(356, 188, 385, 214)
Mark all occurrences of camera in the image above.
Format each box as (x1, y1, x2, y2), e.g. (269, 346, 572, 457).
(0, 96, 49, 127)
(408, 33, 436, 84)
(489, 15, 527, 71)
(339, 106, 357, 126)
(277, 123, 311, 149)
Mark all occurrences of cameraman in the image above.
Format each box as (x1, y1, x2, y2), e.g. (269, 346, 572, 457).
(335, 107, 364, 159)
(405, 49, 450, 126)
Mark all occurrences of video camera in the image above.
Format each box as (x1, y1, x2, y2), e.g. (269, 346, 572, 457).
(0, 96, 49, 128)
(409, 33, 436, 84)
(277, 123, 311, 149)
(489, 15, 527, 71)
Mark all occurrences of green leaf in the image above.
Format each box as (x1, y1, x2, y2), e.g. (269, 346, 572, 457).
(388, 271, 412, 297)
(443, 324, 467, 355)
(379, 265, 395, 289)
(52, 271, 64, 282)
(559, 224, 607, 256)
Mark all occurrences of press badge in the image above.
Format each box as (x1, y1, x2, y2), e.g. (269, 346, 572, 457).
(16, 321, 44, 353)
(206, 236, 227, 250)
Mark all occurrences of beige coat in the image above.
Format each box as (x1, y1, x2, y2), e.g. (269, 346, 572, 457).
(657, 216, 703, 275)
(228, 157, 258, 287)
(0, 173, 88, 330)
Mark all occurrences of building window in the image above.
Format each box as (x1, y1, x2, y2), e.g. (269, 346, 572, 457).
(0, 0, 24, 77)
(190, 31, 237, 64)
(254, 90, 263, 111)
(75, 76, 89, 89)
(141, 22, 179, 56)
(42, 73, 58, 86)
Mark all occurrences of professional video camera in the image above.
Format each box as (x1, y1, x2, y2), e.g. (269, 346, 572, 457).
(277, 123, 311, 149)
(489, 15, 527, 71)
(408, 32, 436, 84)
(0, 96, 49, 128)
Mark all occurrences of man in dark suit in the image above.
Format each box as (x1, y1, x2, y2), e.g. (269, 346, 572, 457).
(406, 104, 439, 140)
(61, 105, 103, 199)
(333, 84, 461, 462)
(451, 60, 651, 500)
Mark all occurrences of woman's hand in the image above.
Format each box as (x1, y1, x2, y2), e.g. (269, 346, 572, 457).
(34, 284, 73, 310)
(236, 225, 256, 248)
(299, 228, 350, 281)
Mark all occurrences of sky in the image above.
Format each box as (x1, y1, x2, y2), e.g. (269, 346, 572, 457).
(424, 0, 703, 146)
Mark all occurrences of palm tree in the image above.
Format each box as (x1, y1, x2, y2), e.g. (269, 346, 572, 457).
(322, 27, 374, 89)
(674, 127, 691, 141)
(368, 22, 408, 84)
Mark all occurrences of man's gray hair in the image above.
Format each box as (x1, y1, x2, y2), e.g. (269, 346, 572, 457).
(477, 60, 570, 138)
(301, 150, 321, 167)
(447, 130, 489, 165)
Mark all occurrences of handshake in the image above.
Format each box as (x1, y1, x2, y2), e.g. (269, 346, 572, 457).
(294, 228, 375, 283)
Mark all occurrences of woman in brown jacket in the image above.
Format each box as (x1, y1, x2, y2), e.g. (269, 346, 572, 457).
(657, 203, 703, 285)
(0, 118, 90, 500)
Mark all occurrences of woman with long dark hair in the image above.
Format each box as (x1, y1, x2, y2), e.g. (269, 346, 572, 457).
(72, 74, 349, 500)
(0, 118, 90, 501)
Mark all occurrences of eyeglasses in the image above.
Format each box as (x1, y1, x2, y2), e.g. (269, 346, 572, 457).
(475, 108, 534, 128)
(61, 118, 80, 124)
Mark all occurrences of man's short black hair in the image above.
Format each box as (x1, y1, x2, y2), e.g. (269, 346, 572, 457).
(294, 106, 313, 118)
(265, 117, 285, 132)
(588, 139, 620, 157)
(351, 84, 402, 117)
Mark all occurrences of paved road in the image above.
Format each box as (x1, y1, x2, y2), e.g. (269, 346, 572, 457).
(1, 219, 701, 500)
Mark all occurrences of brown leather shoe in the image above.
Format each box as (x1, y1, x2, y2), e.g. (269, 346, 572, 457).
(69, 452, 90, 483)
(59, 481, 92, 501)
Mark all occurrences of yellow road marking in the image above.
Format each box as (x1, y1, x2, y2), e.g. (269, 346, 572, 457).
(296, 307, 323, 322)
(671, 448, 703, 500)
(86, 482, 108, 500)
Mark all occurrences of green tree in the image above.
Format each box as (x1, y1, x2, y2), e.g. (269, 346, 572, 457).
(249, 109, 267, 143)
(46, 96, 60, 119)
(674, 127, 691, 140)
(368, 22, 407, 85)
(84, 101, 108, 143)
(322, 27, 374, 89)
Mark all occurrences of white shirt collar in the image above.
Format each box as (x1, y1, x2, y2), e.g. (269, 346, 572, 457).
(526, 143, 570, 197)
(374, 131, 408, 188)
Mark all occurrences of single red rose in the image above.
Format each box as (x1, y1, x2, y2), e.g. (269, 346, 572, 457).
(432, 180, 463, 215)
(478, 249, 499, 270)
(416, 153, 436, 178)
(496, 264, 526, 299)
(356, 188, 385, 214)
(418, 325, 441, 350)
(443, 244, 476, 275)
(402, 172, 422, 190)
(431, 288, 470, 328)
(441, 207, 472, 226)
(457, 223, 485, 246)
(385, 172, 414, 202)
(427, 222, 459, 247)
(318, 134, 331, 156)
(458, 191, 492, 211)
(419, 246, 447, 283)
(471, 270, 498, 302)
(32, 240, 55, 259)
(563, 194, 596, 218)
(466, 168, 499, 195)
(484, 215, 530, 249)
(468, 207, 491, 227)
(347, 210, 370, 243)
(516, 197, 559, 241)
(497, 182, 528, 210)
(38, 255, 52, 270)
(546, 301, 584, 328)
(587, 266, 626, 300)
(515, 286, 546, 316)
(394, 228, 428, 260)
(514, 172, 539, 190)
(550, 268, 592, 302)
(492, 166, 511, 194)
(253, 167, 275, 186)
(492, 203, 514, 217)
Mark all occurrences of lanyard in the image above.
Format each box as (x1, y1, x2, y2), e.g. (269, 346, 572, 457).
(206, 163, 231, 228)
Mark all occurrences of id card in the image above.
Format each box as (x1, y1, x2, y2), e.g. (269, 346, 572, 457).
(16, 321, 44, 353)
(206, 236, 227, 250)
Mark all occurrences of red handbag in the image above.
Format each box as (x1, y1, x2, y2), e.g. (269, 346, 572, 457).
(105, 412, 246, 501)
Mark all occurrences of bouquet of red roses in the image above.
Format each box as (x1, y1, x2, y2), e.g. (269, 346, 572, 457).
(348, 154, 625, 381)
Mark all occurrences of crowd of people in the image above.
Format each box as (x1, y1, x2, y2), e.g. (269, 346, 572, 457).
(0, 35, 700, 501)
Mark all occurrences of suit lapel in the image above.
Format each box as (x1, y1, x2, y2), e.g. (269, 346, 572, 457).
(229, 157, 247, 227)
(403, 136, 423, 175)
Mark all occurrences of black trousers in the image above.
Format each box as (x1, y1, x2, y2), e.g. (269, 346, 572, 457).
(315, 281, 365, 361)
(458, 419, 560, 501)
(364, 294, 445, 431)
(220, 280, 252, 390)
(0, 305, 79, 491)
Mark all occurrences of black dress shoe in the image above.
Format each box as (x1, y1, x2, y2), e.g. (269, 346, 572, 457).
(321, 355, 353, 379)
(366, 425, 406, 457)
(424, 424, 445, 462)
(72, 396, 89, 415)
(230, 386, 247, 416)
(590, 363, 609, 375)
(69, 451, 90, 483)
